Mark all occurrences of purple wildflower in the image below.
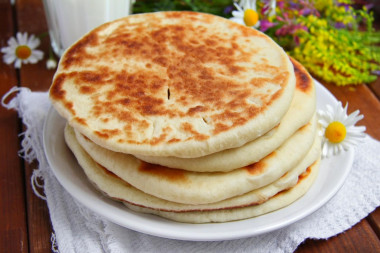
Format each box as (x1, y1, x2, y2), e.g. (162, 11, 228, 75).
(275, 23, 308, 37)
(224, 5, 234, 15)
(335, 22, 346, 29)
(260, 20, 277, 32)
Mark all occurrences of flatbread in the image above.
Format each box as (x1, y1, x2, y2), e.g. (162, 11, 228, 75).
(135, 58, 316, 171)
(125, 160, 319, 223)
(73, 115, 317, 205)
(64, 123, 320, 213)
(50, 11, 296, 158)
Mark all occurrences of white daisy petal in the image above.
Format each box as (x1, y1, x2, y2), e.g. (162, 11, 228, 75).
(230, 17, 245, 26)
(1, 47, 14, 54)
(318, 102, 366, 158)
(234, 2, 244, 12)
(333, 145, 340, 155)
(33, 50, 44, 60)
(343, 103, 349, 114)
(231, 11, 244, 18)
(345, 112, 363, 126)
(347, 128, 365, 138)
(27, 55, 38, 64)
(17, 32, 27, 45)
(3, 53, 16, 64)
(322, 143, 329, 158)
(7, 37, 18, 47)
(28, 35, 41, 49)
(14, 59, 22, 68)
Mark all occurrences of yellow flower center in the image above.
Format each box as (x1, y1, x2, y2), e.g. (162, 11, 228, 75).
(244, 9, 259, 27)
(16, 45, 32, 60)
(325, 121, 347, 143)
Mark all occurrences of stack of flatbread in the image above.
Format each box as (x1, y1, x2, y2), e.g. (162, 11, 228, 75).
(49, 11, 321, 223)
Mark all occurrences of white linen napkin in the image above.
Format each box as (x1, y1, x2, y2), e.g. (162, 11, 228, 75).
(2, 87, 380, 253)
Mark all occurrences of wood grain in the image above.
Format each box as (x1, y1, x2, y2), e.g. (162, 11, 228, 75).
(368, 207, 380, 239)
(0, 1, 28, 253)
(369, 75, 380, 100)
(15, 0, 56, 253)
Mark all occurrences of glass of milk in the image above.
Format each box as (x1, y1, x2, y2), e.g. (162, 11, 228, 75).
(42, 0, 134, 56)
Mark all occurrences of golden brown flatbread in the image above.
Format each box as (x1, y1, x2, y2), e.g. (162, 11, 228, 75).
(50, 11, 295, 158)
(73, 114, 317, 205)
(64, 123, 320, 216)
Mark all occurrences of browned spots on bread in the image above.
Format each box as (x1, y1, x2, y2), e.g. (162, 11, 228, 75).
(98, 163, 118, 177)
(298, 121, 311, 132)
(187, 105, 207, 116)
(280, 172, 288, 179)
(97, 164, 132, 188)
(245, 151, 276, 175)
(274, 163, 314, 198)
(50, 74, 66, 100)
(77, 70, 111, 85)
(245, 161, 266, 176)
(298, 164, 312, 182)
(50, 11, 292, 147)
(81, 134, 92, 142)
(181, 122, 209, 141)
(94, 129, 121, 139)
(148, 131, 169, 145)
(73, 117, 87, 126)
(79, 86, 95, 94)
(290, 57, 313, 93)
(245, 161, 266, 175)
(168, 138, 181, 143)
(64, 101, 75, 115)
(61, 32, 99, 68)
(138, 162, 188, 183)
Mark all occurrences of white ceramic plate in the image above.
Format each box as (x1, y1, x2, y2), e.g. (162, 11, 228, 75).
(43, 80, 354, 241)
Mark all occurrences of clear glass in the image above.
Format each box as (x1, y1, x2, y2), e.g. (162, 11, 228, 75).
(42, 0, 133, 56)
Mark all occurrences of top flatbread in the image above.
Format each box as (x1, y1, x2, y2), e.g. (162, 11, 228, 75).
(49, 11, 296, 158)
(135, 58, 315, 171)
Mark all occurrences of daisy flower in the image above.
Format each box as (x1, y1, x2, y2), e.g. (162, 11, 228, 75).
(230, 0, 261, 28)
(1, 32, 44, 68)
(263, 0, 277, 17)
(46, 48, 57, 70)
(46, 58, 57, 70)
(318, 102, 366, 158)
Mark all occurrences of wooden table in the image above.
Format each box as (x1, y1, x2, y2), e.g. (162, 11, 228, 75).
(1, 0, 379, 252)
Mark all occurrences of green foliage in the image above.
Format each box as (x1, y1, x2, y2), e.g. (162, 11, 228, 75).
(133, 0, 232, 17)
(293, 2, 380, 85)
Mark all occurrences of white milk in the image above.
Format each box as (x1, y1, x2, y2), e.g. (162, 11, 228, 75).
(42, 0, 133, 56)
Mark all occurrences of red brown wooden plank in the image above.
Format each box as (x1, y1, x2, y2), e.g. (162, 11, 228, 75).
(0, 1, 28, 253)
(15, 0, 55, 252)
(296, 218, 380, 252)
(24, 162, 53, 253)
(368, 207, 380, 239)
(368, 76, 380, 100)
(17, 0, 55, 92)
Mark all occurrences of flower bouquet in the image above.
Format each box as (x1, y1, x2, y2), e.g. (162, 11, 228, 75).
(133, 0, 380, 86)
